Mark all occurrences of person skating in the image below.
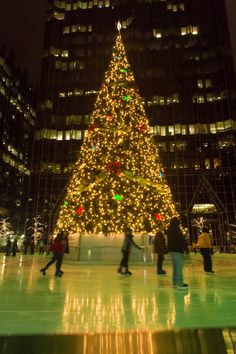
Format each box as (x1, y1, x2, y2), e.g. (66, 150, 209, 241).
(153, 230, 168, 274)
(195, 226, 215, 274)
(117, 227, 142, 276)
(40, 231, 66, 277)
(166, 217, 188, 290)
(11, 237, 18, 256)
(5, 237, 11, 256)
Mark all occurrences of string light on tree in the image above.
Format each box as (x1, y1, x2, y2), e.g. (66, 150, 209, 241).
(55, 33, 178, 235)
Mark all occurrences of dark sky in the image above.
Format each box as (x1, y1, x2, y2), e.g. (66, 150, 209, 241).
(0, 0, 47, 86)
(0, 0, 235, 86)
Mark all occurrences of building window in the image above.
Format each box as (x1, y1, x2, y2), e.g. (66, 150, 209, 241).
(213, 158, 222, 169)
(204, 158, 211, 170)
(181, 26, 199, 36)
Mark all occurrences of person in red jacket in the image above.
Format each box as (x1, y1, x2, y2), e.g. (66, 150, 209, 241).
(40, 231, 66, 277)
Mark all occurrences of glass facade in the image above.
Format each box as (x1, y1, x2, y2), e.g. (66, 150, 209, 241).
(0, 54, 36, 233)
(32, 0, 236, 244)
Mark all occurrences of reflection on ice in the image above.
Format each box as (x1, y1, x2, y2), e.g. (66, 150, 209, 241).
(0, 254, 235, 335)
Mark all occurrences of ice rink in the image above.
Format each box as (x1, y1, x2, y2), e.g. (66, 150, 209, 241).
(0, 252, 235, 353)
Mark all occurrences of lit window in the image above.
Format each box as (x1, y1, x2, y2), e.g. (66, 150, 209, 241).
(172, 94, 179, 103)
(197, 80, 204, 88)
(181, 27, 187, 36)
(204, 158, 211, 170)
(174, 124, 181, 134)
(57, 131, 63, 140)
(207, 93, 213, 102)
(181, 26, 199, 36)
(192, 27, 199, 35)
(61, 50, 69, 58)
(170, 143, 175, 152)
(63, 26, 69, 34)
(224, 119, 233, 130)
(173, 4, 178, 12)
(161, 126, 166, 136)
(205, 79, 212, 88)
(166, 96, 173, 105)
(216, 121, 224, 132)
(213, 158, 222, 169)
(168, 126, 174, 135)
(153, 29, 162, 38)
(210, 123, 216, 134)
(52, 11, 65, 20)
(193, 162, 200, 170)
(189, 125, 195, 134)
(181, 125, 187, 135)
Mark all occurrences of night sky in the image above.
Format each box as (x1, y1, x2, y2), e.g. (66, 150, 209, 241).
(0, 0, 235, 86)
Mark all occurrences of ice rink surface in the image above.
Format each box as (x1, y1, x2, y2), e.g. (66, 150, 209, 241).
(0, 253, 235, 353)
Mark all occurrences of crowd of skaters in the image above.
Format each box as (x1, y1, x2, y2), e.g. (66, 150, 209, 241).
(3, 217, 216, 289)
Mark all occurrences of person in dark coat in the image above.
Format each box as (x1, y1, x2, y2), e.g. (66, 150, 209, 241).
(117, 228, 142, 276)
(11, 238, 18, 256)
(166, 217, 188, 290)
(40, 231, 66, 277)
(5, 237, 11, 256)
(153, 230, 167, 274)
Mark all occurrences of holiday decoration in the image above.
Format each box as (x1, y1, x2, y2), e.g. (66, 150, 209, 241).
(114, 194, 123, 201)
(76, 207, 84, 215)
(0, 218, 15, 246)
(154, 213, 162, 221)
(107, 161, 121, 176)
(136, 123, 147, 134)
(55, 34, 178, 235)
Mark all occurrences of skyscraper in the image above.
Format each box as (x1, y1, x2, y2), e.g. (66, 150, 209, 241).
(32, 0, 236, 245)
(0, 53, 36, 234)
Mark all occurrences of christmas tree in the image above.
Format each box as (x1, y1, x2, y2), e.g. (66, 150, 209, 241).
(55, 33, 178, 235)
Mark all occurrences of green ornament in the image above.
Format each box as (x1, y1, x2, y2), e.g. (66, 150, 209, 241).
(121, 68, 127, 73)
(63, 201, 69, 207)
(114, 194, 122, 201)
(123, 95, 130, 101)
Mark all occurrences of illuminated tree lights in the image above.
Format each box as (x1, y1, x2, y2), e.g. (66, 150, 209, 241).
(55, 34, 178, 235)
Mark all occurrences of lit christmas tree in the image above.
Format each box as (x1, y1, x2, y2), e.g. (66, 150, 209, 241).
(55, 33, 178, 235)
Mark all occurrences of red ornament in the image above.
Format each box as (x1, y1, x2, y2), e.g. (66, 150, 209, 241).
(154, 213, 162, 221)
(107, 161, 121, 176)
(76, 207, 84, 215)
(106, 115, 113, 120)
(136, 123, 147, 133)
(88, 123, 99, 133)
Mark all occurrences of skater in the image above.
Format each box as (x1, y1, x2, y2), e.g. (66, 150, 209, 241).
(166, 217, 188, 290)
(5, 237, 11, 256)
(12, 237, 18, 256)
(117, 227, 142, 276)
(40, 231, 66, 277)
(38, 239, 44, 254)
(153, 230, 168, 274)
(195, 226, 214, 274)
(30, 236, 35, 254)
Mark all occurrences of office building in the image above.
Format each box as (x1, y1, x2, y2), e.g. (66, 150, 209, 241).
(32, 0, 236, 244)
(0, 52, 36, 234)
